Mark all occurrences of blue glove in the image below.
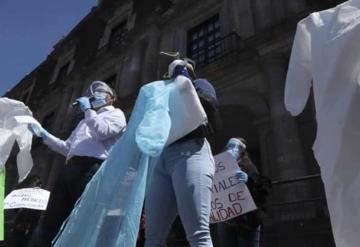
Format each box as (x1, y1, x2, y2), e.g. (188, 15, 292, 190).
(235, 170, 248, 183)
(76, 97, 91, 112)
(28, 123, 50, 140)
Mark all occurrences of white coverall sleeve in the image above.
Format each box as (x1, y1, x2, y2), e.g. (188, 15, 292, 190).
(285, 18, 313, 116)
(84, 109, 126, 141)
(44, 131, 73, 157)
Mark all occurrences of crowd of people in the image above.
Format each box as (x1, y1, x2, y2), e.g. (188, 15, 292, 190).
(6, 2, 360, 246)
(8, 57, 270, 246)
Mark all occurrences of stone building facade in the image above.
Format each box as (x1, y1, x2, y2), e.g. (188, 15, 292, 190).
(4, 0, 345, 246)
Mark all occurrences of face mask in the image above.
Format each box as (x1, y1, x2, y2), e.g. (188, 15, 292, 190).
(91, 91, 108, 109)
(225, 138, 246, 160)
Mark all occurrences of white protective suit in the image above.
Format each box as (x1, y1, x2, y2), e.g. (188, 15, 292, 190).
(285, 1, 360, 246)
(0, 97, 34, 181)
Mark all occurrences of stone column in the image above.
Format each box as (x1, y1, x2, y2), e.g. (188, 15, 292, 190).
(141, 28, 160, 84)
(286, 0, 307, 15)
(254, 116, 271, 177)
(251, 0, 273, 30)
(261, 55, 307, 180)
(156, 31, 176, 79)
(262, 55, 317, 224)
(117, 42, 145, 99)
(222, 0, 255, 37)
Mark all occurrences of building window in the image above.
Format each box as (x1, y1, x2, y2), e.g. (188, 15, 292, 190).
(188, 15, 222, 66)
(104, 74, 117, 88)
(49, 46, 76, 84)
(109, 21, 127, 49)
(42, 111, 55, 130)
(18, 80, 36, 104)
(56, 62, 70, 82)
(20, 91, 30, 103)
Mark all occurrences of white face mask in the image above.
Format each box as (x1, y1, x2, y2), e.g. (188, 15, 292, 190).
(91, 91, 108, 109)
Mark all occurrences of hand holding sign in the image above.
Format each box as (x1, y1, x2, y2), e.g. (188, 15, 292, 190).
(210, 151, 257, 224)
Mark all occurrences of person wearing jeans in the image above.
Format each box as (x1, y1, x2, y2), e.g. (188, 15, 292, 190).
(144, 58, 221, 247)
(145, 138, 215, 246)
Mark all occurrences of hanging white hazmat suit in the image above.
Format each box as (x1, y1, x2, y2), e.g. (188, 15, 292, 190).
(285, 1, 360, 246)
(0, 97, 35, 181)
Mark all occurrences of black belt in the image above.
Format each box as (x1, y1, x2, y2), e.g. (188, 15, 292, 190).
(174, 123, 214, 144)
(67, 156, 103, 166)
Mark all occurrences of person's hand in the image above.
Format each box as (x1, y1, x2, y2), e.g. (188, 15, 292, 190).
(235, 170, 248, 183)
(75, 97, 91, 112)
(28, 123, 49, 140)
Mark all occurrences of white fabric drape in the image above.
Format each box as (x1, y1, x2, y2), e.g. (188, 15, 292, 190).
(285, 1, 360, 246)
(0, 97, 34, 182)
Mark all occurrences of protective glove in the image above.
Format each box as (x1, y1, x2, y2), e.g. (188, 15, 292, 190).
(235, 170, 248, 183)
(75, 97, 91, 112)
(28, 123, 50, 140)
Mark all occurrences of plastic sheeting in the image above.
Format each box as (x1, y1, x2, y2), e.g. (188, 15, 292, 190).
(0, 97, 35, 182)
(54, 75, 207, 247)
(285, 1, 360, 246)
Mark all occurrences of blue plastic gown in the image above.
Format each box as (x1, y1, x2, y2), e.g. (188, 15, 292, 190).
(53, 76, 207, 247)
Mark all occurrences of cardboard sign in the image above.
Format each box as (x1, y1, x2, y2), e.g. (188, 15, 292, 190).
(4, 188, 50, 210)
(210, 151, 257, 224)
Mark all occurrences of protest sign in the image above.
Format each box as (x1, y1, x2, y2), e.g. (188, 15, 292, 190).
(4, 187, 50, 210)
(210, 151, 257, 224)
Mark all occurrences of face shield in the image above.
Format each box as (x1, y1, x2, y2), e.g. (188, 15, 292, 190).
(225, 138, 247, 161)
(84, 81, 115, 109)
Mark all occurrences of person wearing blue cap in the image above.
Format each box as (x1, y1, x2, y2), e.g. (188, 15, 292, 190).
(28, 81, 126, 246)
(144, 58, 222, 247)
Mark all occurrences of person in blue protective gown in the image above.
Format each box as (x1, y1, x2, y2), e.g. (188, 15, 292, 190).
(28, 81, 126, 246)
(144, 59, 222, 247)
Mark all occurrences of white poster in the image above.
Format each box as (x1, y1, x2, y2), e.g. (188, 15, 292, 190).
(210, 151, 257, 224)
(4, 187, 50, 210)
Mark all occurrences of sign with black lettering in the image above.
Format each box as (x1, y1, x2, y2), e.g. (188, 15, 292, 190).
(4, 188, 50, 210)
(210, 151, 257, 224)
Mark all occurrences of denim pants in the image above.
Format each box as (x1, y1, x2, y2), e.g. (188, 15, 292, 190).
(145, 138, 215, 247)
(217, 223, 261, 247)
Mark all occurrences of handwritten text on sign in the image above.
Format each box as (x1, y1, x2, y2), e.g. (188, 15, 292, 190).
(210, 151, 257, 224)
(4, 188, 50, 210)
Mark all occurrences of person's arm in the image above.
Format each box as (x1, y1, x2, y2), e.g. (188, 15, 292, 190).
(29, 123, 71, 157)
(193, 79, 222, 132)
(43, 131, 74, 157)
(84, 109, 126, 141)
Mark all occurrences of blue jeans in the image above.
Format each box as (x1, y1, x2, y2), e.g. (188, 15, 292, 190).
(145, 138, 215, 247)
(217, 223, 261, 247)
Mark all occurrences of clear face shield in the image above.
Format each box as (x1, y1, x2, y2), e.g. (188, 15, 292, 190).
(84, 81, 114, 109)
(225, 138, 247, 161)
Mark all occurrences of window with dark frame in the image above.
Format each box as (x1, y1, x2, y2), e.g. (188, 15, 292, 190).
(42, 111, 55, 130)
(56, 62, 70, 82)
(104, 74, 117, 88)
(109, 20, 128, 49)
(188, 15, 222, 66)
(21, 91, 30, 103)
